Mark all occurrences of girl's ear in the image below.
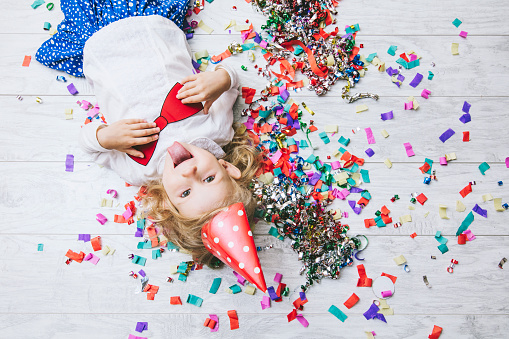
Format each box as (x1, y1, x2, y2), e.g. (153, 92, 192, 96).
(219, 159, 241, 180)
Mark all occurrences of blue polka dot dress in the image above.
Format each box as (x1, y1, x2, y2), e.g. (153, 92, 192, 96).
(36, 0, 190, 77)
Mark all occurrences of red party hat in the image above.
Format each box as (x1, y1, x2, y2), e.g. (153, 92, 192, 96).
(201, 202, 267, 292)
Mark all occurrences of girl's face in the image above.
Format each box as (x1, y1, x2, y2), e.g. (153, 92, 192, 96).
(162, 142, 241, 218)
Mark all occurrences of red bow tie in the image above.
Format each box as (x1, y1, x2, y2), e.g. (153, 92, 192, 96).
(128, 83, 203, 166)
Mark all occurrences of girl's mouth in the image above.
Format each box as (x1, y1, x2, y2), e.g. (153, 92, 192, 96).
(167, 142, 193, 168)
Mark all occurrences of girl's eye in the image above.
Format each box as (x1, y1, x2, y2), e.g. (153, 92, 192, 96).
(181, 189, 191, 198)
(204, 176, 215, 183)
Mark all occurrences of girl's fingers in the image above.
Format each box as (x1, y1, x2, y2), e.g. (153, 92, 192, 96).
(132, 127, 160, 137)
(203, 101, 213, 115)
(177, 84, 200, 99)
(179, 74, 198, 85)
(124, 118, 148, 125)
(125, 148, 145, 158)
(132, 134, 159, 146)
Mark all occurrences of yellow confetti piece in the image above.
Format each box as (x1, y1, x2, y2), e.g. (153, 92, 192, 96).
(365, 332, 375, 339)
(482, 193, 494, 202)
(358, 68, 365, 77)
(49, 27, 57, 35)
(301, 102, 315, 115)
(194, 50, 209, 60)
(381, 129, 389, 138)
(225, 288, 233, 294)
(407, 96, 419, 110)
(355, 104, 369, 113)
(456, 200, 466, 212)
(451, 43, 459, 55)
(378, 62, 385, 72)
(198, 62, 208, 72)
(302, 163, 312, 170)
(384, 158, 393, 168)
(101, 245, 115, 255)
(378, 299, 390, 309)
(378, 307, 394, 316)
(351, 172, 361, 186)
(445, 152, 457, 161)
(393, 255, 407, 265)
(223, 19, 236, 30)
(332, 208, 342, 220)
(244, 286, 256, 295)
(258, 172, 274, 184)
(424, 211, 430, 218)
(65, 108, 73, 120)
(326, 55, 335, 66)
(235, 24, 251, 31)
(399, 214, 412, 224)
(324, 125, 338, 133)
(408, 205, 416, 210)
(169, 265, 178, 274)
(198, 20, 214, 34)
(371, 56, 381, 66)
(494, 198, 505, 212)
(100, 198, 113, 207)
(439, 204, 449, 219)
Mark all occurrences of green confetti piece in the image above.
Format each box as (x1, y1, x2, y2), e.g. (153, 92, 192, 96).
(366, 53, 377, 63)
(452, 18, 462, 27)
(37, 244, 44, 251)
(479, 162, 490, 175)
(268, 226, 284, 240)
(438, 243, 449, 254)
(179, 274, 187, 282)
(428, 71, 434, 80)
(132, 255, 147, 266)
(152, 249, 161, 259)
(360, 169, 370, 183)
(186, 294, 203, 307)
(456, 211, 474, 236)
(424, 158, 433, 174)
(167, 241, 179, 251)
(230, 284, 242, 294)
(328, 305, 348, 322)
(387, 45, 398, 56)
(345, 23, 360, 34)
(209, 278, 222, 294)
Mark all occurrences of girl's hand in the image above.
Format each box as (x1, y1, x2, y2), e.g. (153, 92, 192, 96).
(176, 68, 231, 114)
(96, 119, 160, 158)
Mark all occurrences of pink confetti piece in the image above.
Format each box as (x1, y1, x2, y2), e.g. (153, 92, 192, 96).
(403, 142, 415, 157)
(439, 157, 447, 165)
(505, 157, 509, 168)
(96, 213, 108, 225)
(84, 253, 100, 265)
(365, 127, 376, 144)
(421, 89, 431, 99)
(274, 273, 283, 283)
(459, 31, 468, 38)
(261, 295, 271, 310)
(106, 189, 118, 198)
(404, 102, 413, 110)
(209, 314, 219, 332)
(296, 314, 309, 327)
(122, 207, 132, 220)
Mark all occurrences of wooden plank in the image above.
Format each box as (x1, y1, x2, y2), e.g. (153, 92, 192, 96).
(0, 313, 506, 338)
(1, 95, 507, 163)
(0, 234, 508, 317)
(0, 162, 507, 236)
(3, 0, 509, 36)
(3, 33, 509, 97)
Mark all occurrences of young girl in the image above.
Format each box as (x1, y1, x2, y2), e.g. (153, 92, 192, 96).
(36, 0, 261, 266)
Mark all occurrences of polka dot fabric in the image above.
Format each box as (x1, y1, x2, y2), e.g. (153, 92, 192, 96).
(35, 0, 190, 77)
(201, 202, 267, 293)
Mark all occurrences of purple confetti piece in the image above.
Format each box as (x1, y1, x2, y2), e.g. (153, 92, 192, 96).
(65, 154, 74, 172)
(134, 229, 144, 237)
(472, 204, 488, 218)
(185, 32, 193, 39)
(254, 32, 262, 44)
(380, 111, 394, 120)
(439, 128, 455, 143)
(353, 207, 362, 215)
(397, 74, 405, 82)
(462, 101, 471, 113)
(409, 73, 423, 88)
(459, 113, 471, 124)
(350, 187, 363, 194)
(365, 148, 375, 157)
(279, 89, 290, 102)
(267, 286, 279, 300)
(191, 59, 200, 70)
(309, 172, 321, 185)
(300, 291, 307, 301)
(78, 234, 91, 242)
(363, 303, 380, 320)
(138, 270, 146, 278)
(135, 322, 148, 333)
(66, 83, 79, 95)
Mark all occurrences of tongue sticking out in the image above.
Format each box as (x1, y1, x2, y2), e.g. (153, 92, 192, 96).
(167, 142, 193, 168)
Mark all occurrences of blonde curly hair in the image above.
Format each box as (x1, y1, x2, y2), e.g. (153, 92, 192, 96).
(142, 130, 261, 267)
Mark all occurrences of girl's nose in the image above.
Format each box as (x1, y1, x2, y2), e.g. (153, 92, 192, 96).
(181, 164, 198, 177)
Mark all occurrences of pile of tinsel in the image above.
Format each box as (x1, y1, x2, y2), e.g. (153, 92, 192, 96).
(253, 175, 363, 291)
(250, 0, 378, 101)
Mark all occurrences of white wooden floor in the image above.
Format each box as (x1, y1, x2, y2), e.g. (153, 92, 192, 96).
(1, 0, 508, 338)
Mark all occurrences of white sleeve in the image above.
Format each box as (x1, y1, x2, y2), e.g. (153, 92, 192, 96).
(79, 120, 111, 154)
(214, 62, 239, 90)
